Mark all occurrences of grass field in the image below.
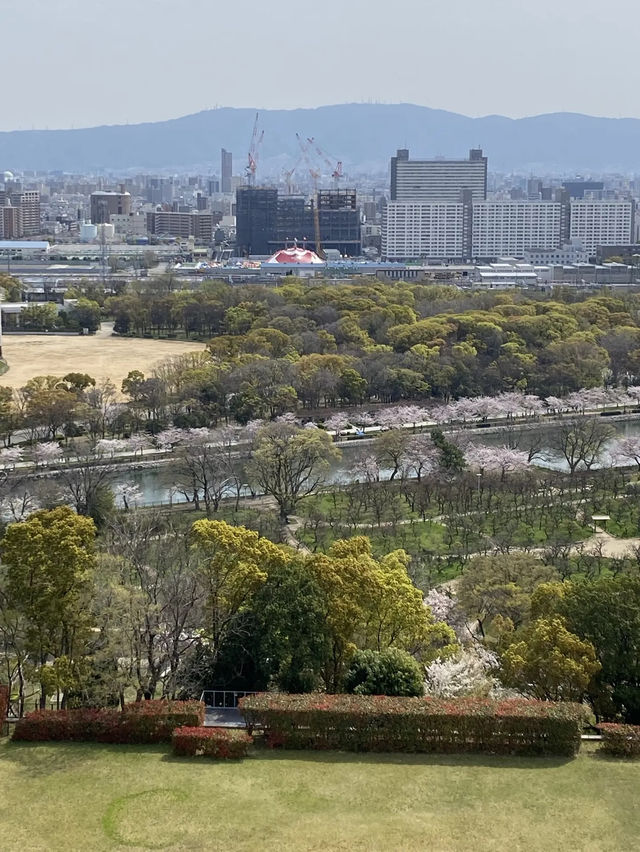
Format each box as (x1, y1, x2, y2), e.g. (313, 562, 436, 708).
(0, 740, 637, 851)
(0, 326, 204, 392)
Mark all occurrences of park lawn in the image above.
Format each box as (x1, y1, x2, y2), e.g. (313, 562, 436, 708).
(0, 740, 638, 851)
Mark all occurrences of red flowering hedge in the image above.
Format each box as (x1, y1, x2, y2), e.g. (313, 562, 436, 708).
(598, 723, 640, 757)
(0, 684, 9, 734)
(239, 694, 586, 757)
(172, 726, 251, 759)
(12, 700, 205, 744)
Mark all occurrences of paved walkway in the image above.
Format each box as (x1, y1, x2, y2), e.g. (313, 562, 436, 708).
(204, 707, 245, 728)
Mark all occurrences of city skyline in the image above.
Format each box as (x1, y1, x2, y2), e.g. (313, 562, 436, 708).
(4, 0, 640, 131)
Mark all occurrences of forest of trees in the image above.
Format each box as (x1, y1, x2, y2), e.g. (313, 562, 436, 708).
(104, 278, 640, 411)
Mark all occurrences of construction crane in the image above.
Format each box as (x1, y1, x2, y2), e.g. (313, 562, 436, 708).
(307, 137, 343, 187)
(245, 112, 264, 186)
(282, 154, 303, 195)
(295, 134, 325, 259)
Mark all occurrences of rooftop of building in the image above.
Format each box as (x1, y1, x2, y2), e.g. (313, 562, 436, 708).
(0, 241, 49, 250)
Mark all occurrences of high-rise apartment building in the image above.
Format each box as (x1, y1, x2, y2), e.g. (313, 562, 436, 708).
(90, 189, 132, 224)
(146, 211, 215, 242)
(390, 148, 487, 203)
(569, 201, 634, 254)
(382, 202, 466, 261)
(471, 202, 564, 259)
(0, 204, 22, 239)
(11, 190, 41, 235)
(0, 190, 41, 237)
(221, 149, 233, 194)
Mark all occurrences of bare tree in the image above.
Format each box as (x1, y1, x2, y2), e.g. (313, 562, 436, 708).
(554, 418, 615, 474)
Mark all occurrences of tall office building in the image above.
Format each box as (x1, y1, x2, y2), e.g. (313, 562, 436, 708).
(235, 187, 278, 255)
(221, 149, 233, 194)
(90, 189, 131, 224)
(390, 148, 487, 203)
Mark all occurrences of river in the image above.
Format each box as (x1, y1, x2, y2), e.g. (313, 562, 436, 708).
(108, 418, 640, 508)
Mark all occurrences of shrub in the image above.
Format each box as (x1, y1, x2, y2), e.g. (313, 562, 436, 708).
(345, 649, 424, 697)
(598, 723, 640, 757)
(12, 700, 204, 743)
(172, 727, 251, 759)
(240, 693, 586, 757)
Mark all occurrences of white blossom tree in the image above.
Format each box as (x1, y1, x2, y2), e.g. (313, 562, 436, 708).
(611, 436, 640, 470)
(0, 447, 23, 469)
(425, 648, 499, 698)
(32, 441, 63, 469)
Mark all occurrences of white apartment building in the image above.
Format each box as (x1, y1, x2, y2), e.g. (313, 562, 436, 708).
(569, 201, 634, 255)
(471, 202, 563, 258)
(382, 202, 465, 261)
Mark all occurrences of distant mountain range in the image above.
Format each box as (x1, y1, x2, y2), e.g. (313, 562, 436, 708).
(3, 104, 640, 174)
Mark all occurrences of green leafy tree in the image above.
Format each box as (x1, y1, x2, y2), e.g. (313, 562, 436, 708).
(557, 577, 640, 722)
(500, 617, 600, 701)
(430, 428, 466, 471)
(1, 507, 96, 707)
(458, 554, 558, 637)
(345, 648, 424, 696)
(190, 520, 285, 663)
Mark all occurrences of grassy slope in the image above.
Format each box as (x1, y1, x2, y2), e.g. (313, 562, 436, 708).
(0, 741, 638, 851)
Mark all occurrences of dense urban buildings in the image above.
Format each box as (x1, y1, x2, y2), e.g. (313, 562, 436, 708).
(382, 149, 636, 262)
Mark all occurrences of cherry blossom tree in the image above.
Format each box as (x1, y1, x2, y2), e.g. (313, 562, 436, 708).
(126, 435, 149, 457)
(352, 453, 380, 483)
(32, 442, 63, 469)
(402, 434, 438, 481)
(464, 444, 529, 478)
(611, 436, 640, 470)
(324, 413, 350, 439)
(424, 589, 468, 640)
(114, 482, 143, 511)
(155, 427, 186, 451)
(0, 447, 23, 469)
(424, 648, 500, 698)
(95, 438, 128, 457)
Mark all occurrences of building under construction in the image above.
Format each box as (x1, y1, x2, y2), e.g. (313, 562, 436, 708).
(235, 187, 361, 257)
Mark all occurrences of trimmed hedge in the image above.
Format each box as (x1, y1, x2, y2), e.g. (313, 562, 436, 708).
(12, 700, 205, 744)
(240, 694, 586, 756)
(172, 726, 251, 759)
(598, 723, 640, 757)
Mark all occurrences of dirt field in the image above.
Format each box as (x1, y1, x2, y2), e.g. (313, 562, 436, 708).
(0, 324, 205, 391)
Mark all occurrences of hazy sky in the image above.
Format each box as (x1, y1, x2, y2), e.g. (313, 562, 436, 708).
(4, 0, 640, 131)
